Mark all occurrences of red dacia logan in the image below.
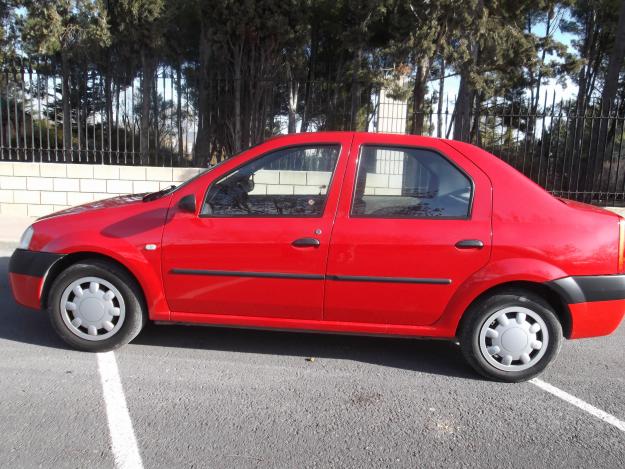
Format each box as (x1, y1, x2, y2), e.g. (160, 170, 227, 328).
(9, 132, 625, 381)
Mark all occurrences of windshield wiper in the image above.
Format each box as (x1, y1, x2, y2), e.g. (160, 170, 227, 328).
(142, 185, 176, 202)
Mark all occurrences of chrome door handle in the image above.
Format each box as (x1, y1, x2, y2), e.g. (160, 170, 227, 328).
(292, 238, 321, 247)
(455, 239, 484, 249)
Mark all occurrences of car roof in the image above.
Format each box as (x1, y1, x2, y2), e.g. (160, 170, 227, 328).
(263, 131, 448, 144)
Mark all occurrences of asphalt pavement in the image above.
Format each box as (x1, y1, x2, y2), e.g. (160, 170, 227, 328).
(1, 244, 624, 468)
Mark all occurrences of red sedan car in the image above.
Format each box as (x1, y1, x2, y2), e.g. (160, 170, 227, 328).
(9, 132, 625, 381)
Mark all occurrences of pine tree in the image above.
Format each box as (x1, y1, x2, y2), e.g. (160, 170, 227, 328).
(20, 0, 110, 160)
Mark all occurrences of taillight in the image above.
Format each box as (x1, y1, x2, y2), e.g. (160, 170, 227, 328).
(619, 218, 625, 273)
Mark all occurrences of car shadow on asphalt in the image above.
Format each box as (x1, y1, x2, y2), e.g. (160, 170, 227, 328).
(136, 323, 480, 380)
(0, 256, 480, 380)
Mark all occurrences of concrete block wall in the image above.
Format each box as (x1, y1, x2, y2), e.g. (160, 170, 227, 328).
(0, 162, 202, 217)
(250, 170, 332, 195)
(362, 173, 404, 196)
(0, 163, 336, 217)
(2, 161, 624, 218)
(248, 169, 400, 197)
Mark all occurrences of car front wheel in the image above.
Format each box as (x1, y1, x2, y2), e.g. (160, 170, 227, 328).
(48, 259, 147, 352)
(459, 289, 563, 382)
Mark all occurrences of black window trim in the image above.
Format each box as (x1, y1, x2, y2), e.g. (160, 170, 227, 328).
(349, 144, 475, 220)
(199, 143, 343, 219)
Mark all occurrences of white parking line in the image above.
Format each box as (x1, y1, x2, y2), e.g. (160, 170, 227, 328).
(97, 352, 144, 469)
(531, 378, 625, 433)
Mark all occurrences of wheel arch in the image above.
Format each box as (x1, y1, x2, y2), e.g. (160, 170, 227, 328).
(41, 251, 147, 313)
(455, 280, 572, 339)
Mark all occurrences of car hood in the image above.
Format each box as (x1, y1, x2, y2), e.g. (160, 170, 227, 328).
(37, 194, 147, 221)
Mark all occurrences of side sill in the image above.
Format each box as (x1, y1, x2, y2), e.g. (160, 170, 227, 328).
(164, 311, 456, 339)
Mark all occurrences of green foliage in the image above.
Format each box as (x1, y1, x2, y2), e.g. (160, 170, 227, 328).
(19, 0, 110, 58)
(1, 0, 624, 166)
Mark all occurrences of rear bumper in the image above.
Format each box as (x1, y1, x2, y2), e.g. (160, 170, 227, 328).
(547, 275, 625, 338)
(567, 299, 625, 339)
(9, 249, 64, 310)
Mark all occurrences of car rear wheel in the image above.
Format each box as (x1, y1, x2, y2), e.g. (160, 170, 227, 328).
(48, 259, 147, 352)
(458, 289, 563, 382)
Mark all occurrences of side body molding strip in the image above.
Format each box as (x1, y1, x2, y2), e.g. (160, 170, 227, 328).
(170, 269, 452, 285)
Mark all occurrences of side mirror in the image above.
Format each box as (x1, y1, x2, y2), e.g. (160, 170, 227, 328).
(178, 194, 196, 214)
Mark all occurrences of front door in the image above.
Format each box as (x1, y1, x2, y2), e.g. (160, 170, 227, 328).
(324, 133, 492, 326)
(162, 134, 351, 320)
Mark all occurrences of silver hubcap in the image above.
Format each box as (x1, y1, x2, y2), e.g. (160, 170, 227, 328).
(60, 276, 126, 341)
(479, 306, 549, 372)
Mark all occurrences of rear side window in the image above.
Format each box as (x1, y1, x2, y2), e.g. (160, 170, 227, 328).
(351, 146, 472, 218)
(202, 145, 340, 217)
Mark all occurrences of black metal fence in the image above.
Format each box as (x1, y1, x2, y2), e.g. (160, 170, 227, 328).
(1, 61, 625, 205)
(452, 96, 625, 206)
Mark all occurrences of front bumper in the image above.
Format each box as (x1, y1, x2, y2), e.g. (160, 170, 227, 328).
(548, 275, 625, 338)
(9, 249, 64, 310)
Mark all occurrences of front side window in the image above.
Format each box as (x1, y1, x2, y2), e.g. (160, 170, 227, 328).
(202, 145, 340, 217)
(351, 146, 472, 218)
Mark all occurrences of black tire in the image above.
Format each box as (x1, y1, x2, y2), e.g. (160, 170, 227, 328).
(47, 259, 147, 352)
(458, 288, 563, 382)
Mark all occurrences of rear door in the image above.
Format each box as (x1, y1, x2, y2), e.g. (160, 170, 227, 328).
(324, 133, 492, 326)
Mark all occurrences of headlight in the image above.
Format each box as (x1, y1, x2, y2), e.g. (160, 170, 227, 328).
(18, 225, 34, 250)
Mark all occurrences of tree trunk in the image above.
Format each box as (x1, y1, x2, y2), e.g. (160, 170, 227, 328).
(411, 56, 430, 135)
(527, 13, 535, 115)
(140, 51, 156, 163)
(571, 15, 599, 158)
(567, 12, 600, 195)
(77, 67, 84, 160)
(436, 58, 445, 138)
(471, 92, 483, 145)
(104, 70, 113, 149)
(103, 65, 113, 164)
(115, 82, 120, 133)
(300, 36, 317, 133)
(152, 70, 159, 164)
(288, 82, 298, 134)
(453, 0, 482, 142)
(601, 0, 625, 113)
(350, 47, 362, 131)
(592, 0, 625, 190)
(233, 44, 243, 153)
(532, 7, 554, 114)
(241, 75, 251, 149)
(194, 25, 211, 165)
(241, 45, 253, 149)
(287, 63, 298, 134)
(176, 64, 183, 162)
(453, 72, 473, 142)
(61, 52, 72, 161)
(259, 81, 270, 142)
